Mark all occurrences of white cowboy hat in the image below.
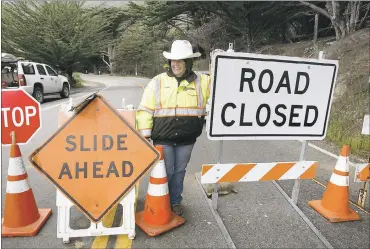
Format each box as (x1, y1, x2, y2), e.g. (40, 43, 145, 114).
(163, 40, 201, 60)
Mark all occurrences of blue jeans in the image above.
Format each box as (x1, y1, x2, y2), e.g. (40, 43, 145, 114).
(155, 143, 195, 205)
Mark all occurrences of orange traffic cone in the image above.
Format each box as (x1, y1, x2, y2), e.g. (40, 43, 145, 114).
(2, 132, 52, 237)
(135, 145, 185, 236)
(308, 145, 360, 222)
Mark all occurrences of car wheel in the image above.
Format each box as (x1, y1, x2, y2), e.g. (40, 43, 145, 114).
(33, 86, 44, 103)
(60, 83, 70, 98)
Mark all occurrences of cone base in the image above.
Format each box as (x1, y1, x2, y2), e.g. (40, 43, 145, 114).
(1, 208, 52, 237)
(135, 211, 185, 237)
(308, 200, 360, 223)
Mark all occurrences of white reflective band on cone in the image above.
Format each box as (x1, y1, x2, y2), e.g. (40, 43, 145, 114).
(147, 183, 169, 196)
(330, 173, 349, 186)
(334, 156, 349, 172)
(8, 157, 26, 176)
(6, 179, 30, 194)
(151, 160, 167, 178)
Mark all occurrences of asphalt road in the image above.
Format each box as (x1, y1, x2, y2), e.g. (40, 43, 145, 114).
(1, 74, 369, 249)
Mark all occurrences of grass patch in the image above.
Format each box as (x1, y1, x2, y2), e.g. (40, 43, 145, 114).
(72, 72, 84, 88)
(327, 121, 370, 158)
(326, 96, 370, 158)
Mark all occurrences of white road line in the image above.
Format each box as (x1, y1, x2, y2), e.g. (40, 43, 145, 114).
(272, 181, 334, 249)
(41, 85, 110, 112)
(195, 173, 236, 249)
(298, 140, 357, 168)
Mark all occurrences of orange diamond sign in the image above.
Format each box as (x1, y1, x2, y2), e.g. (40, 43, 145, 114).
(29, 94, 160, 222)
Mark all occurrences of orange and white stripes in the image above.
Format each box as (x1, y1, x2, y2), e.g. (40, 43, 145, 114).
(201, 161, 318, 184)
(3, 143, 41, 229)
(354, 163, 370, 182)
(307, 144, 360, 222)
(141, 145, 173, 228)
(329, 152, 349, 187)
(6, 144, 31, 194)
(147, 158, 169, 196)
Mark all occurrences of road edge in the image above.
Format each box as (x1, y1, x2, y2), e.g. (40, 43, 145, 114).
(194, 173, 236, 249)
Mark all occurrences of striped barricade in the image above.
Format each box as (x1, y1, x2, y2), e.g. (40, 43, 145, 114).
(354, 163, 370, 182)
(355, 162, 369, 208)
(201, 161, 318, 184)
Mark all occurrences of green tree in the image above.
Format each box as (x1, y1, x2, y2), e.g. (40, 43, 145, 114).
(115, 22, 168, 77)
(89, 5, 138, 74)
(1, 0, 108, 85)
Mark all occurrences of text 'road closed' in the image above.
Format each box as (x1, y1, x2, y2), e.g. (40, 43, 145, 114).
(208, 54, 338, 140)
(59, 134, 134, 179)
(221, 69, 318, 128)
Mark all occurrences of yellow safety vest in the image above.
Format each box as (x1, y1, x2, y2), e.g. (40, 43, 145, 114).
(136, 72, 211, 145)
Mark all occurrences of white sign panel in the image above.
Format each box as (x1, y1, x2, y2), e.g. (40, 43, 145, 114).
(207, 52, 339, 140)
(361, 114, 369, 135)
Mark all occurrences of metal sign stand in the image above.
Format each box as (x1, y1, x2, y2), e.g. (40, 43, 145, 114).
(291, 51, 326, 204)
(210, 48, 329, 208)
(56, 98, 137, 243)
(357, 157, 369, 207)
(211, 43, 235, 211)
(204, 48, 336, 249)
(291, 141, 308, 204)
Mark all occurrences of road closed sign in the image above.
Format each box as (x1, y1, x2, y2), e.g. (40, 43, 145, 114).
(29, 94, 160, 222)
(207, 52, 339, 140)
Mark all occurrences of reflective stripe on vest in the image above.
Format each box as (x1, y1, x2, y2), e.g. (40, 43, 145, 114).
(139, 129, 152, 137)
(154, 78, 161, 109)
(137, 105, 154, 115)
(194, 73, 203, 108)
(154, 108, 205, 117)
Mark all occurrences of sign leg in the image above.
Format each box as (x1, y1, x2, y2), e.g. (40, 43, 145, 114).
(357, 156, 370, 207)
(212, 141, 224, 210)
(292, 51, 326, 204)
(292, 140, 308, 204)
(357, 181, 368, 207)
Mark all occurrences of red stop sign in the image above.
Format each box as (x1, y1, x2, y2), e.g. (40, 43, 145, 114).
(1, 89, 42, 145)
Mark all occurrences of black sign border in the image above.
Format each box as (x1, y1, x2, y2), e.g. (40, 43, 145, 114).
(209, 55, 338, 138)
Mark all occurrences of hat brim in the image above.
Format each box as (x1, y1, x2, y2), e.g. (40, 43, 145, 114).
(163, 51, 201, 60)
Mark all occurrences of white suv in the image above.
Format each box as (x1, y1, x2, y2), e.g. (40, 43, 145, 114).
(1, 57, 70, 103)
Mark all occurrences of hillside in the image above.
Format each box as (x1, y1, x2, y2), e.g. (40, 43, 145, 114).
(258, 28, 369, 159)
